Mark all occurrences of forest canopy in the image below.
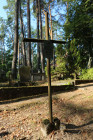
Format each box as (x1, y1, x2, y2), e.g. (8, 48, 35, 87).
(0, 0, 93, 80)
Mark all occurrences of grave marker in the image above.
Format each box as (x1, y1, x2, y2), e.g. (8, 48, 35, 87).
(19, 66, 31, 82)
(23, 12, 66, 124)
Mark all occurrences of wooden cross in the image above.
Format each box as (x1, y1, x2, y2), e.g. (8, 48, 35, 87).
(23, 12, 66, 123)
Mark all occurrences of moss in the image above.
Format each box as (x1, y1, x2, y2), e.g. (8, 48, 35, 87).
(42, 119, 50, 125)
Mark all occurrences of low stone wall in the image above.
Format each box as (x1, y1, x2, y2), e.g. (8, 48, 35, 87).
(75, 79, 93, 85)
(0, 85, 74, 101)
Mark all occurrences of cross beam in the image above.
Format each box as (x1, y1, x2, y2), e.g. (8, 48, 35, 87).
(23, 38, 66, 44)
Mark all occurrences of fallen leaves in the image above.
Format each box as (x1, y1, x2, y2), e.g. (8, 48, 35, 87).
(0, 127, 5, 131)
(0, 83, 93, 139)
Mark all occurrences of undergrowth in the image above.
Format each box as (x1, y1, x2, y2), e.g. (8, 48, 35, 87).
(79, 68, 93, 80)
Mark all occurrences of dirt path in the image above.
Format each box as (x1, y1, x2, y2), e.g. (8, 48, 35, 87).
(0, 83, 93, 140)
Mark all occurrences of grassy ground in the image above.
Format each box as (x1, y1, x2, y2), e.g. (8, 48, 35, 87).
(0, 82, 93, 139)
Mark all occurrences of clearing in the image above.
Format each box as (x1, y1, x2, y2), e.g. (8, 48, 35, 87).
(0, 82, 93, 140)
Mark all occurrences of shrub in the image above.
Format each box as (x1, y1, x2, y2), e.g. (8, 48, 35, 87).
(6, 71, 12, 79)
(45, 65, 55, 77)
(79, 68, 93, 80)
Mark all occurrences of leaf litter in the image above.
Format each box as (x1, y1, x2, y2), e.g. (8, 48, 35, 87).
(0, 83, 93, 139)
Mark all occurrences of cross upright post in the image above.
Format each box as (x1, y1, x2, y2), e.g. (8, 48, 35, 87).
(23, 12, 66, 125)
(45, 12, 53, 123)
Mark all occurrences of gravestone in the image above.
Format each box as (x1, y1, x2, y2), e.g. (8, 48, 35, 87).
(19, 66, 31, 82)
(31, 73, 46, 81)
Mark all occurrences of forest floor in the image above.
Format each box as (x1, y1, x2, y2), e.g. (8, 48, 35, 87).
(0, 82, 93, 140)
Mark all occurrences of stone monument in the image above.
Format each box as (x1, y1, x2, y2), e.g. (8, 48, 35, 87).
(19, 66, 31, 82)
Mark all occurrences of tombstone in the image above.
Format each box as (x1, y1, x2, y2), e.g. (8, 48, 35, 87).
(19, 66, 31, 82)
(31, 73, 46, 81)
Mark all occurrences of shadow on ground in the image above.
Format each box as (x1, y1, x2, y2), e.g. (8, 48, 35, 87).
(76, 83, 93, 88)
(61, 120, 93, 135)
(0, 131, 10, 138)
(54, 97, 93, 138)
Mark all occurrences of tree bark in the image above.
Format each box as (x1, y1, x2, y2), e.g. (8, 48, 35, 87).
(12, 0, 19, 79)
(18, 40, 20, 71)
(39, 0, 44, 73)
(37, 0, 40, 73)
(27, 0, 31, 67)
(67, 1, 69, 18)
(87, 39, 93, 68)
(1, 40, 4, 65)
(32, 45, 34, 72)
(19, 0, 26, 66)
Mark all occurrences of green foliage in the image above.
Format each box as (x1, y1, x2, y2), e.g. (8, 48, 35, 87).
(17, 73, 20, 81)
(45, 41, 81, 79)
(33, 53, 38, 72)
(0, 64, 7, 72)
(55, 44, 68, 76)
(6, 71, 12, 79)
(45, 66, 47, 76)
(79, 68, 93, 80)
(54, 40, 81, 79)
(0, 0, 92, 81)
(55, 58, 68, 75)
(64, 0, 93, 68)
(67, 39, 81, 75)
(45, 64, 55, 77)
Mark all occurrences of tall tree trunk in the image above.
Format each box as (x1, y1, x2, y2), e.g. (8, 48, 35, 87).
(87, 38, 93, 68)
(39, 0, 44, 73)
(37, 0, 40, 73)
(67, 1, 69, 18)
(1, 41, 3, 65)
(3, 40, 6, 64)
(87, 55, 92, 68)
(19, 0, 26, 66)
(12, 0, 19, 79)
(18, 40, 20, 71)
(27, 0, 31, 67)
(1, 39, 5, 65)
(32, 45, 34, 73)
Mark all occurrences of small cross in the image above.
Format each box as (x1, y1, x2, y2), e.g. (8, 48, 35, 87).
(23, 12, 66, 123)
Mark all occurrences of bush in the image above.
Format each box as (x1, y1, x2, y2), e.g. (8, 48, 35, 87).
(45, 65, 55, 77)
(79, 68, 93, 80)
(6, 71, 12, 79)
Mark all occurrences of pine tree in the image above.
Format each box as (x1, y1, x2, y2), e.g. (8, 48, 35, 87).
(12, 0, 19, 79)
(27, 0, 31, 67)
